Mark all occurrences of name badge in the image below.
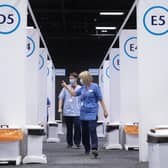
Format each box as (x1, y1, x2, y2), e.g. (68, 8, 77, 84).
(69, 98, 73, 102)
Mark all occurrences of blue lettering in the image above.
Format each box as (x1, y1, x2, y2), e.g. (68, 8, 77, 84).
(130, 44, 137, 52)
(151, 15, 157, 25)
(151, 15, 166, 26)
(159, 16, 165, 26)
(7, 14, 14, 24)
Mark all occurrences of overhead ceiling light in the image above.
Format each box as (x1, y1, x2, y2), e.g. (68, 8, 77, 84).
(90, 34, 115, 37)
(26, 26, 34, 29)
(99, 12, 124, 15)
(101, 30, 108, 33)
(96, 26, 117, 30)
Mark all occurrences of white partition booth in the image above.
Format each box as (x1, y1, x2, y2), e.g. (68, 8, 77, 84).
(47, 60, 53, 122)
(97, 68, 106, 137)
(23, 47, 47, 164)
(102, 60, 110, 119)
(46, 61, 60, 143)
(137, 0, 168, 162)
(101, 60, 111, 140)
(37, 48, 48, 125)
(55, 69, 66, 135)
(0, 0, 55, 165)
(0, 0, 27, 165)
(25, 27, 39, 125)
(23, 27, 47, 164)
(51, 68, 56, 124)
(89, 68, 105, 137)
(105, 48, 122, 150)
(119, 29, 139, 150)
(47, 61, 56, 123)
(22, 0, 58, 163)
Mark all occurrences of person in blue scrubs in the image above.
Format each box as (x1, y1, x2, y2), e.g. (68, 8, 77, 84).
(46, 97, 51, 122)
(61, 70, 108, 157)
(58, 72, 81, 148)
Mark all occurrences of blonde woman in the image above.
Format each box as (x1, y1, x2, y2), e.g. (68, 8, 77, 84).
(61, 70, 108, 158)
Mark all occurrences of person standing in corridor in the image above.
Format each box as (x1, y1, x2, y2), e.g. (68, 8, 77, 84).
(58, 72, 81, 148)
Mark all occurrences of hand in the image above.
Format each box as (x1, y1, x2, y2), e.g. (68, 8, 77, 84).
(104, 110, 108, 118)
(61, 80, 67, 87)
(58, 108, 62, 113)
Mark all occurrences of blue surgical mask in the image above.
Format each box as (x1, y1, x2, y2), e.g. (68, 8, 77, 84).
(80, 79, 84, 85)
(69, 79, 76, 85)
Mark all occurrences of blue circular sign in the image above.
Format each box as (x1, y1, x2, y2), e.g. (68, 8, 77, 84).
(124, 36, 137, 59)
(112, 54, 120, 71)
(105, 66, 110, 78)
(47, 67, 50, 76)
(0, 4, 21, 35)
(39, 54, 44, 70)
(26, 36, 35, 58)
(143, 6, 168, 36)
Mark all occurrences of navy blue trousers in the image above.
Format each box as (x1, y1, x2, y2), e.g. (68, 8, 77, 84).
(64, 116, 81, 146)
(81, 120, 98, 152)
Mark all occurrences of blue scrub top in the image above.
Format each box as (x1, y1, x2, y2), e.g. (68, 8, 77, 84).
(59, 85, 81, 117)
(76, 83, 102, 121)
(47, 97, 51, 106)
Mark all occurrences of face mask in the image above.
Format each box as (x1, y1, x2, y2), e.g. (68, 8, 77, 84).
(80, 79, 84, 85)
(69, 79, 76, 85)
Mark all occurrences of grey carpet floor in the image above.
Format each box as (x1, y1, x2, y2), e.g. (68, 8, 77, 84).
(0, 135, 148, 168)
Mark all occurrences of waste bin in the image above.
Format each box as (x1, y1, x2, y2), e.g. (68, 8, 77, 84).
(55, 120, 64, 135)
(147, 127, 168, 168)
(23, 125, 47, 164)
(0, 125, 23, 165)
(123, 123, 139, 150)
(47, 121, 60, 142)
(105, 123, 122, 149)
(97, 120, 105, 138)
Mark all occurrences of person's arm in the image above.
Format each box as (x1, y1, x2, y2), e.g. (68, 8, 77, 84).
(94, 83, 108, 118)
(61, 81, 76, 96)
(99, 100, 108, 118)
(58, 99, 63, 113)
(58, 88, 65, 113)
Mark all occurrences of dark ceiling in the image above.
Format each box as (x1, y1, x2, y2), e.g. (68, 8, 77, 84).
(28, 0, 136, 74)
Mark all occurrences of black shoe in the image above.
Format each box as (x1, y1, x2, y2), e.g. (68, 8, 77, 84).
(92, 150, 98, 158)
(75, 144, 81, 149)
(67, 144, 73, 148)
(85, 151, 90, 155)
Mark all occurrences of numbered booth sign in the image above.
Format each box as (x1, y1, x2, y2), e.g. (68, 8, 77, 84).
(124, 36, 137, 59)
(112, 54, 120, 71)
(39, 54, 45, 70)
(0, 4, 21, 34)
(143, 6, 168, 36)
(26, 36, 35, 57)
